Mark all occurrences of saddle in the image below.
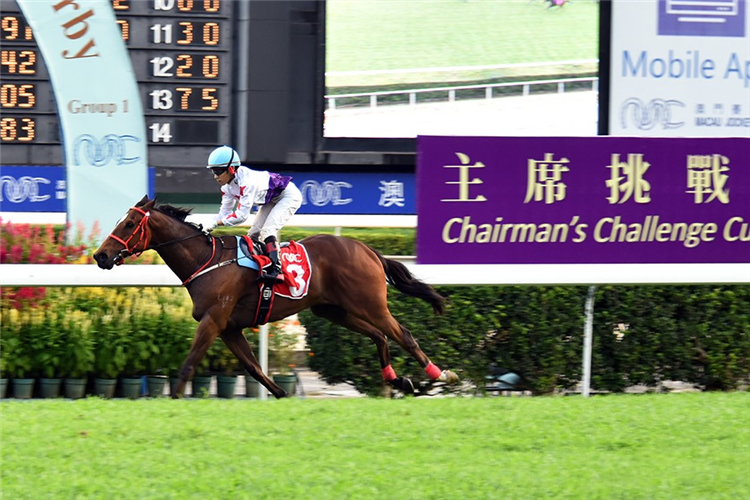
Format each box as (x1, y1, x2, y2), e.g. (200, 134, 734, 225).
(237, 236, 290, 266)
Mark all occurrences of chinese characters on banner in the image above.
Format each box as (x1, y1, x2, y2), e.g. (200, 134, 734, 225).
(416, 136, 750, 264)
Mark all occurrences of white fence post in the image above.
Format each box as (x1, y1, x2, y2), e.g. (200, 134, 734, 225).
(582, 285, 597, 397)
(259, 324, 269, 400)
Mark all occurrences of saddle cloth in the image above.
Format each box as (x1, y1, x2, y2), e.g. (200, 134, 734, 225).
(235, 236, 312, 299)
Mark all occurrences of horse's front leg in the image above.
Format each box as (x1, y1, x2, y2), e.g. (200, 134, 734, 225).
(172, 315, 222, 398)
(220, 328, 288, 399)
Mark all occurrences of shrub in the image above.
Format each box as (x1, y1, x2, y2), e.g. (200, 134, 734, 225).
(302, 284, 750, 396)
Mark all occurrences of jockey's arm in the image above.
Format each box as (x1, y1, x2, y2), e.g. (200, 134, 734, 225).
(218, 182, 259, 227)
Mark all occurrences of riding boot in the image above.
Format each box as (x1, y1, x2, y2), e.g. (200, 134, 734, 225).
(260, 237, 284, 283)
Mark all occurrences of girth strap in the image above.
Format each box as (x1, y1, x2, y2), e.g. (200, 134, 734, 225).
(253, 282, 275, 326)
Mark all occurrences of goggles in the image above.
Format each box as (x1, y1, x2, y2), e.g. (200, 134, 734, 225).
(211, 167, 229, 176)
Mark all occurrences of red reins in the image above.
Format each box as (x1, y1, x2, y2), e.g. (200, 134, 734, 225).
(107, 205, 218, 285)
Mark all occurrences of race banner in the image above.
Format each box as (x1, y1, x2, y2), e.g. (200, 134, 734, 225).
(18, 0, 148, 242)
(293, 173, 414, 214)
(0, 166, 156, 213)
(416, 136, 750, 264)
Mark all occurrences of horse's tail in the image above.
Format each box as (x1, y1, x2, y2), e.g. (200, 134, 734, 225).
(371, 247, 446, 315)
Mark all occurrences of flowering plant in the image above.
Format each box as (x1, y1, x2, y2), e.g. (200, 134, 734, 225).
(0, 220, 194, 382)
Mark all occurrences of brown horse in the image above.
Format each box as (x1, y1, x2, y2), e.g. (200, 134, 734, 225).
(93, 196, 458, 398)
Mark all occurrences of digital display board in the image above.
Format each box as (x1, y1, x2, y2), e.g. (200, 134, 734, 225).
(0, 0, 234, 167)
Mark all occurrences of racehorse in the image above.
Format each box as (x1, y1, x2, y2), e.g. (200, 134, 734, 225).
(93, 196, 459, 398)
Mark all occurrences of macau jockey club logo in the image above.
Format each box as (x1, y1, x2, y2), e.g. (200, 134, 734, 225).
(0, 176, 53, 203)
(73, 134, 142, 166)
(300, 180, 353, 206)
(620, 98, 685, 131)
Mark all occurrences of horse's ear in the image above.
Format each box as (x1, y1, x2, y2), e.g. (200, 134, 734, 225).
(136, 195, 150, 207)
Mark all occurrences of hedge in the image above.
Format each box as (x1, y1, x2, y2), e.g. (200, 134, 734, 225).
(300, 285, 750, 396)
(186, 226, 750, 396)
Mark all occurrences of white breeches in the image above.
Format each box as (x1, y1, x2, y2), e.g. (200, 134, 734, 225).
(248, 182, 302, 242)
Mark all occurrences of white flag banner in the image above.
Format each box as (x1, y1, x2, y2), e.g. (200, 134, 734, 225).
(18, 0, 148, 242)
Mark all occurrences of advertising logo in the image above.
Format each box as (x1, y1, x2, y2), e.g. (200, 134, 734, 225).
(73, 134, 142, 166)
(0, 176, 52, 203)
(658, 0, 746, 37)
(620, 97, 686, 130)
(300, 180, 353, 207)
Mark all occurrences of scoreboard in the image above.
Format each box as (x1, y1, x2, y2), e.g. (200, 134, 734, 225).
(0, 0, 235, 168)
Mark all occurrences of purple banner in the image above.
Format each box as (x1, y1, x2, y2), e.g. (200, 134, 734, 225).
(416, 136, 750, 264)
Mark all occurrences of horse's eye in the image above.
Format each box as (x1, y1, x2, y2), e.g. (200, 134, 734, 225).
(125, 221, 135, 228)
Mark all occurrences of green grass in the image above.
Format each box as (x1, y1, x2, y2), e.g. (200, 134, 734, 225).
(2, 393, 749, 499)
(326, 0, 599, 87)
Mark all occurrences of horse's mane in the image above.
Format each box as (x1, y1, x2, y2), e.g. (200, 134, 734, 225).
(155, 203, 193, 221)
(154, 203, 203, 230)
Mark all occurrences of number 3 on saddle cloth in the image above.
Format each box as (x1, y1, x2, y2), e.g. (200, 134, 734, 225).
(236, 236, 312, 325)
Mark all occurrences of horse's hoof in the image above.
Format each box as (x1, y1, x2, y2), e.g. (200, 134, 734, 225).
(393, 376, 414, 394)
(438, 370, 460, 384)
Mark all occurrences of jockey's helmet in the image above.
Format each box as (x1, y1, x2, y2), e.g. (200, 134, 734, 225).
(207, 146, 240, 172)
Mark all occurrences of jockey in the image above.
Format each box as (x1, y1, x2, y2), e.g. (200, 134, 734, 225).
(205, 145, 303, 283)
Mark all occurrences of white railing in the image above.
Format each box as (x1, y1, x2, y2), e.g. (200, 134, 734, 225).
(326, 77, 598, 111)
(2, 263, 748, 287)
(0, 212, 417, 229)
(325, 59, 598, 78)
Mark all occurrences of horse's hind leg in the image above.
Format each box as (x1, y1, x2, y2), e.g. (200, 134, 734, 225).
(367, 312, 459, 385)
(311, 305, 414, 394)
(220, 328, 288, 399)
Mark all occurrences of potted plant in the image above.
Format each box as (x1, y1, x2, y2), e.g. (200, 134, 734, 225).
(60, 312, 95, 399)
(92, 316, 127, 398)
(143, 331, 168, 398)
(191, 354, 213, 398)
(208, 340, 240, 399)
(1, 330, 34, 399)
(0, 322, 14, 398)
(29, 321, 66, 399)
(119, 335, 149, 399)
(269, 323, 299, 395)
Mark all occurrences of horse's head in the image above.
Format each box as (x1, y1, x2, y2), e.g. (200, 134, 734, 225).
(94, 195, 156, 269)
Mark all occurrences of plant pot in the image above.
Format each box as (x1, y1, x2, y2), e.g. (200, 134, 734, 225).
(216, 375, 237, 399)
(120, 377, 142, 399)
(64, 378, 87, 399)
(0, 378, 8, 399)
(12, 378, 35, 399)
(191, 375, 212, 398)
(245, 377, 261, 398)
(272, 373, 297, 396)
(39, 378, 62, 399)
(147, 375, 167, 397)
(94, 378, 117, 399)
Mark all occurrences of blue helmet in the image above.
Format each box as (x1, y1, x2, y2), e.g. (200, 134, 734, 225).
(207, 146, 240, 169)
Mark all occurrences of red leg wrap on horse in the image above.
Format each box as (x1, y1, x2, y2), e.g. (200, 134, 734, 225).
(382, 365, 397, 381)
(425, 362, 441, 380)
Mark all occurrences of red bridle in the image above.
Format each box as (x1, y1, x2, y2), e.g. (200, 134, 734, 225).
(106, 206, 151, 264)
